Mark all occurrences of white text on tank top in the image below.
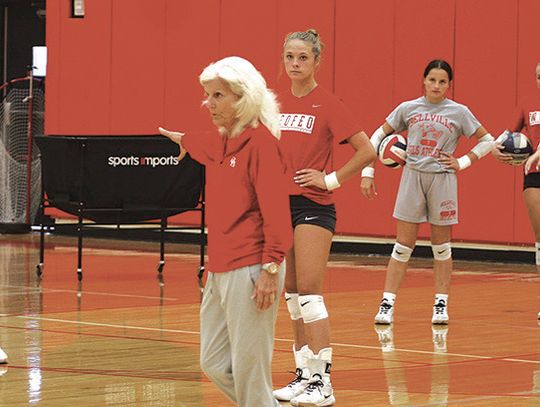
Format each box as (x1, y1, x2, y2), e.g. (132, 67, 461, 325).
(530, 111, 540, 126)
(279, 113, 316, 134)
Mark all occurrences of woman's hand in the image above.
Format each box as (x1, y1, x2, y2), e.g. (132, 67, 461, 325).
(491, 142, 513, 164)
(361, 177, 377, 199)
(525, 150, 540, 175)
(158, 127, 187, 161)
(252, 270, 279, 311)
(294, 169, 326, 189)
(438, 151, 460, 171)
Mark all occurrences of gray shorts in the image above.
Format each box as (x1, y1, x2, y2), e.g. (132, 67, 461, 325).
(393, 166, 458, 225)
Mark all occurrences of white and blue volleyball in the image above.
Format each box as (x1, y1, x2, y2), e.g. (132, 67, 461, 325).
(500, 131, 533, 166)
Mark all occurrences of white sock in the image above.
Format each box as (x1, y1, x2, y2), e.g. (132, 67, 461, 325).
(435, 293, 448, 305)
(308, 347, 332, 382)
(294, 344, 313, 379)
(383, 292, 396, 305)
(535, 242, 540, 265)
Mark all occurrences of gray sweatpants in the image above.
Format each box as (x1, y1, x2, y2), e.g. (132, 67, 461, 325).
(200, 263, 285, 407)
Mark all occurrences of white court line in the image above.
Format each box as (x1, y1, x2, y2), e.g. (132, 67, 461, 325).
(1, 318, 530, 406)
(0, 284, 178, 301)
(10, 315, 201, 335)
(2, 315, 539, 364)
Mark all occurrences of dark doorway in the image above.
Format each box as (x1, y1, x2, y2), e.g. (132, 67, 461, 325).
(0, 0, 46, 83)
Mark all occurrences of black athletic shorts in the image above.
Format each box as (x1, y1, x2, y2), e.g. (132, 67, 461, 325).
(524, 172, 540, 190)
(289, 195, 336, 234)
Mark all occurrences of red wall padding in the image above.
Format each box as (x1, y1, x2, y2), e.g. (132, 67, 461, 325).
(335, 1, 395, 237)
(109, 1, 167, 134)
(163, 0, 220, 133)
(45, 0, 538, 245)
(47, 0, 113, 134)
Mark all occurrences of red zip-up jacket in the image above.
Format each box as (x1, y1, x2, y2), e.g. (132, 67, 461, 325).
(182, 126, 292, 273)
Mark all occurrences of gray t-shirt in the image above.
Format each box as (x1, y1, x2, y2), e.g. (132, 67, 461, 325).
(386, 96, 481, 172)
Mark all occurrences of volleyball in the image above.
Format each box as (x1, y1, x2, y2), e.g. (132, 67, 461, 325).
(378, 134, 407, 169)
(500, 131, 533, 166)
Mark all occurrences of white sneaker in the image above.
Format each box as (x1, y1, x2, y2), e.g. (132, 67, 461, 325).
(273, 368, 310, 401)
(290, 374, 335, 406)
(432, 299, 449, 325)
(374, 298, 394, 324)
(374, 325, 394, 352)
(537, 311, 540, 320)
(432, 325, 448, 353)
(0, 347, 7, 364)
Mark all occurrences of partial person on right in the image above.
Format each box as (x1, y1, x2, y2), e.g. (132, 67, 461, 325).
(0, 346, 6, 364)
(518, 150, 540, 320)
(492, 62, 540, 270)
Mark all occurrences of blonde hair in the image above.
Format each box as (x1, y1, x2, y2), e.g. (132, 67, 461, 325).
(199, 56, 280, 139)
(283, 29, 324, 58)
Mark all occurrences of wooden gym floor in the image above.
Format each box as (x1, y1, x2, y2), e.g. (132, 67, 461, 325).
(0, 233, 538, 406)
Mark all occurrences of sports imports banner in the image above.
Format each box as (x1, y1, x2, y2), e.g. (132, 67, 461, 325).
(35, 135, 203, 222)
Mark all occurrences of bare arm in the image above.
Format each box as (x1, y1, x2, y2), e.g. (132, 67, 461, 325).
(294, 130, 376, 190)
(438, 126, 492, 171)
(158, 127, 187, 161)
(337, 130, 377, 183)
(360, 122, 394, 199)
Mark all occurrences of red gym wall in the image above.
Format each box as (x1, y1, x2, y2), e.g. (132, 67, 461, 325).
(45, 0, 540, 246)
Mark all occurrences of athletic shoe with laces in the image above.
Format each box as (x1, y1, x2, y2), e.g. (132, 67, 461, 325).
(273, 368, 310, 401)
(290, 374, 335, 406)
(431, 299, 449, 325)
(374, 298, 394, 324)
(0, 347, 7, 364)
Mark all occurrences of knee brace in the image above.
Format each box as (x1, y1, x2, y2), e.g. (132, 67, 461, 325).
(285, 292, 302, 320)
(298, 294, 328, 323)
(391, 242, 413, 263)
(432, 242, 452, 261)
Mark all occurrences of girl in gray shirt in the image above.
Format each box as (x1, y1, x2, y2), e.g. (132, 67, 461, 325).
(361, 59, 494, 326)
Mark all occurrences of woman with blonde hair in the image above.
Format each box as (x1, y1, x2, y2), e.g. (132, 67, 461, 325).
(273, 30, 376, 407)
(159, 56, 292, 407)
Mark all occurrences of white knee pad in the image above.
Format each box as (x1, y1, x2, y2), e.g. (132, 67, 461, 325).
(299, 294, 328, 323)
(285, 292, 302, 320)
(391, 242, 413, 263)
(432, 242, 452, 261)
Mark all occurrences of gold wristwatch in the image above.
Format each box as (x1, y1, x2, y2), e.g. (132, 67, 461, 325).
(262, 262, 279, 275)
